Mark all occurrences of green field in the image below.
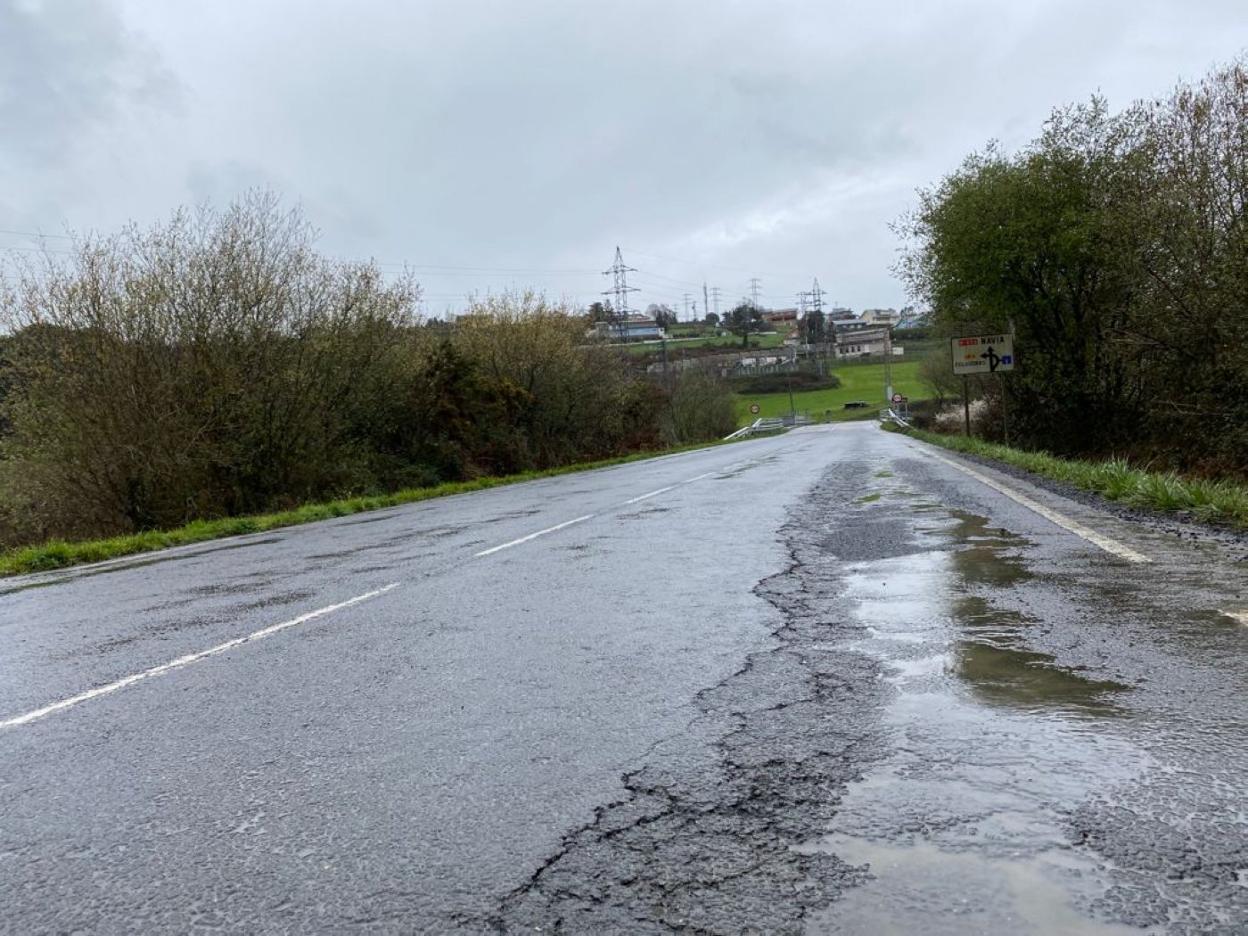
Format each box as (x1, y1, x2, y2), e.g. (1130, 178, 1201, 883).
(734, 360, 923, 424)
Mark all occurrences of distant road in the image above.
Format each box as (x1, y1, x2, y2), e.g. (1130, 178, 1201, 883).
(3, 424, 1246, 934)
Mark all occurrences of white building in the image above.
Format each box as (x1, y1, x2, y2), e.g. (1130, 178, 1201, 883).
(860, 308, 900, 326)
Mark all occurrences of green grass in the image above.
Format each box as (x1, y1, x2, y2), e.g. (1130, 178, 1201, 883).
(0, 441, 735, 577)
(734, 360, 923, 424)
(857, 492, 882, 504)
(895, 427, 1248, 529)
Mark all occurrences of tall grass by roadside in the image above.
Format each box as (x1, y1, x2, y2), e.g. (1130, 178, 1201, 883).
(891, 427, 1248, 528)
(0, 442, 727, 577)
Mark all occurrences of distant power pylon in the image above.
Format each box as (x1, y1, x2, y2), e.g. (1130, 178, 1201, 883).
(682, 293, 693, 320)
(810, 277, 828, 375)
(809, 277, 824, 315)
(749, 277, 763, 310)
(710, 286, 722, 319)
(602, 247, 639, 341)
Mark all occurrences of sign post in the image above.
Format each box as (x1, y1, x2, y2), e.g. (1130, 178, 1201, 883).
(951, 334, 1015, 438)
(963, 376, 971, 436)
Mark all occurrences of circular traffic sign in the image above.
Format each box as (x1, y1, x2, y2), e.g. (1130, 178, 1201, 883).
(891, 393, 904, 404)
(749, 402, 760, 414)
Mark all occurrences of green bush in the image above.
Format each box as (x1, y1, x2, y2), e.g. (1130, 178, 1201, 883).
(0, 194, 734, 550)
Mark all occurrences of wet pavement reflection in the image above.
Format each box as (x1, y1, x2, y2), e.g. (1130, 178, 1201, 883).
(805, 487, 1155, 934)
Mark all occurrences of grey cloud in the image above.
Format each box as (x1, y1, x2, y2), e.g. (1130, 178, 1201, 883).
(3, 0, 1248, 309)
(0, 0, 177, 164)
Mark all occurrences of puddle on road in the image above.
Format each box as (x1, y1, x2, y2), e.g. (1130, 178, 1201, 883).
(807, 507, 1149, 934)
(801, 836, 1142, 935)
(946, 511, 1033, 588)
(955, 641, 1126, 718)
(952, 598, 1126, 718)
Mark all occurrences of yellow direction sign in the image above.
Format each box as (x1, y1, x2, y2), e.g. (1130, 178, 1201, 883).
(951, 334, 1014, 375)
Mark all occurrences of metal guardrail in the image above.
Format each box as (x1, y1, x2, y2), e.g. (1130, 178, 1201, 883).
(879, 407, 912, 429)
(723, 419, 762, 441)
(723, 413, 814, 441)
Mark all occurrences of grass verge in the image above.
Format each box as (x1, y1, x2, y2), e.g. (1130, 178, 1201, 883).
(0, 441, 733, 577)
(891, 425, 1248, 529)
(734, 360, 924, 424)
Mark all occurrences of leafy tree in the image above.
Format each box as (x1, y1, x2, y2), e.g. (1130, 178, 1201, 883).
(586, 300, 613, 324)
(897, 55, 1248, 472)
(898, 104, 1142, 453)
(649, 304, 677, 331)
(703, 312, 720, 327)
(725, 302, 763, 348)
(0, 195, 737, 548)
(803, 308, 826, 344)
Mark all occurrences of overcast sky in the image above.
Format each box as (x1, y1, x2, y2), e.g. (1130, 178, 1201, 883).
(2, 0, 1246, 316)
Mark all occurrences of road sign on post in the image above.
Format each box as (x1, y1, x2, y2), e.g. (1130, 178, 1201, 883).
(951, 334, 1014, 375)
(749, 402, 760, 415)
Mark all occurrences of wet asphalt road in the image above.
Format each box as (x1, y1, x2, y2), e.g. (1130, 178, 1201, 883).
(2, 423, 1247, 934)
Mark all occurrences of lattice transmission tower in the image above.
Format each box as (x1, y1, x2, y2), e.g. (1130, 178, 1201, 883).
(602, 247, 639, 341)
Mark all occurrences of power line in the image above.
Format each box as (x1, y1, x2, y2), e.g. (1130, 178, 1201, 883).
(628, 269, 706, 289)
(0, 228, 74, 240)
(370, 262, 600, 275)
(621, 246, 813, 280)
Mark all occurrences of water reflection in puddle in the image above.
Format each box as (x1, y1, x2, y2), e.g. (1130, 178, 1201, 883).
(806, 508, 1150, 934)
(956, 641, 1126, 718)
(801, 835, 1143, 935)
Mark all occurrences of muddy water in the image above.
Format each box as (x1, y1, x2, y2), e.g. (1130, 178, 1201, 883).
(803, 506, 1155, 934)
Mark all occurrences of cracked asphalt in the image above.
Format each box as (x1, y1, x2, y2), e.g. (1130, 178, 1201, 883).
(2, 423, 1247, 934)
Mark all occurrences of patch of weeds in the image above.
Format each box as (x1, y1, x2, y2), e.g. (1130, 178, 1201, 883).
(857, 492, 883, 504)
(874, 470, 894, 478)
(892, 426, 1248, 529)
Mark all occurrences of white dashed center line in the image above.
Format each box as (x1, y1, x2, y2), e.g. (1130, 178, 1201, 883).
(623, 485, 676, 505)
(473, 514, 596, 557)
(680, 471, 718, 484)
(6, 457, 745, 728)
(0, 583, 399, 729)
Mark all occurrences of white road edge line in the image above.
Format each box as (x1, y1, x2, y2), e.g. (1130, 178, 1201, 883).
(0, 583, 400, 729)
(681, 471, 717, 484)
(1223, 609, 1248, 626)
(624, 485, 676, 505)
(474, 514, 595, 557)
(921, 449, 1151, 564)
